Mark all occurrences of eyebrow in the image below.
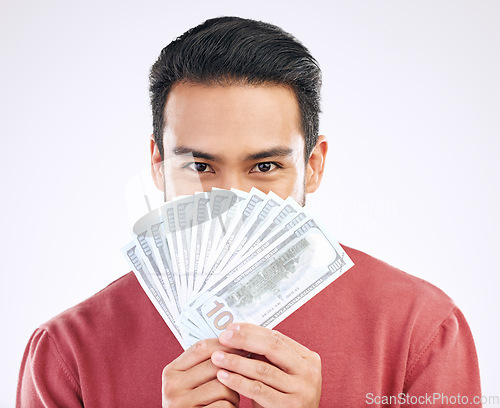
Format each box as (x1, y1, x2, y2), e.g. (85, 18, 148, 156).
(243, 147, 293, 161)
(173, 146, 294, 161)
(173, 146, 220, 161)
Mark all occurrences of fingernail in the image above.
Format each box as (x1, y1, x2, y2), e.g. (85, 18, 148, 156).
(218, 370, 229, 380)
(220, 330, 233, 342)
(212, 351, 225, 363)
(227, 323, 241, 331)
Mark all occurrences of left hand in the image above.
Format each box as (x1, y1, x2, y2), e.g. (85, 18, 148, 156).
(211, 323, 322, 408)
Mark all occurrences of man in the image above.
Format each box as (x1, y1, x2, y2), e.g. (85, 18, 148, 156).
(17, 16, 481, 407)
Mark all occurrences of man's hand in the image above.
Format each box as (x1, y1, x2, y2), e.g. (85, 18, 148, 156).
(162, 338, 245, 408)
(211, 323, 322, 408)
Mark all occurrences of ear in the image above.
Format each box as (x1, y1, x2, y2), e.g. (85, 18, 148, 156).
(150, 135, 165, 192)
(305, 135, 328, 194)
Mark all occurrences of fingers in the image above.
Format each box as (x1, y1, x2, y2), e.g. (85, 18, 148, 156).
(162, 326, 322, 407)
(163, 377, 239, 407)
(218, 325, 306, 375)
(214, 323, 322, 407)
(167, 338, 232, 372)
(211, 350, 297, 393)
(166, 338, 217, 372)
(227, 323, 313, 358)
(205, 401, 239, 408)
(216, 369, 286, 407)
(192, 378, 240, 407)
(166, 358, 217, 390)
(162, 338, 246, 407)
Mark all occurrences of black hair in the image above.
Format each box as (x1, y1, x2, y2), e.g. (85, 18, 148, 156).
(149, 16, 322, 161)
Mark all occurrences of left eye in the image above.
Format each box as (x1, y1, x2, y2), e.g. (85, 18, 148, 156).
(251, 162, 277, 173)
(184, 162, 214, 173)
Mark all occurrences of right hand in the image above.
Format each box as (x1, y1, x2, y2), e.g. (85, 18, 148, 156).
(162, 338, 244, 407)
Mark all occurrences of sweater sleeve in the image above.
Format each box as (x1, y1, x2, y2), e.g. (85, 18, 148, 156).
(16, 328, 83, 408)
(403, 306, 482, 407)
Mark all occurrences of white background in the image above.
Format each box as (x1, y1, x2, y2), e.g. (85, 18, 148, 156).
(1, 0, 499, 406)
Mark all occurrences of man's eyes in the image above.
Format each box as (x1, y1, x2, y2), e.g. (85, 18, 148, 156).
(184, 162, 214, 173)
(250, 162, 280, 173)
(183, 161, 281, 173)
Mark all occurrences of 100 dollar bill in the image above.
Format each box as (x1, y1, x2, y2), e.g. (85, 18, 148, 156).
(181, 218, 353, 343)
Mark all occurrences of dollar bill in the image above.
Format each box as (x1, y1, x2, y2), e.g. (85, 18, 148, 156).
(122, 242, 186, 348)
(132, 208, 180, 314)
(123, 188, 354, 350)
(189, 192, 211, 297)
(204, 188, 267, 285)
(197, 189, 246, 291)
(183, 217, 353, 338)
(172, 195, 195, 299)
(161, 199, 186, 304)
(210, 191, 283, 278)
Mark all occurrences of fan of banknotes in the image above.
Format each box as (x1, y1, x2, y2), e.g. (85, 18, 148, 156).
(122, 188, 354, 350)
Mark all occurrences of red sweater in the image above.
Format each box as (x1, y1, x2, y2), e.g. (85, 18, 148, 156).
(17, 246, 482, 407)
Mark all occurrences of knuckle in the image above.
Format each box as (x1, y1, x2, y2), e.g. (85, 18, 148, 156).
(311, 351, 322, 364)
(162, 363, 172, 378)
(191, 339, 209, 355)
(270, 334, 284, 350)
(270, 329, 284, 340)
(252, 379, 265, 395)
(256, 361, 273, 377)
(161, 376, 178, 395)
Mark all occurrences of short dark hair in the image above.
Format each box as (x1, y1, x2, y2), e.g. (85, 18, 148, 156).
(149, 16, 322, 161)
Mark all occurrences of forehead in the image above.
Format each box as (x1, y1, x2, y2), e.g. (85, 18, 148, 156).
(162, 81, 303, 154)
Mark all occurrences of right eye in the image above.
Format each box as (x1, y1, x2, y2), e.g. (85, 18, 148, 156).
(184, 162, 214, 173)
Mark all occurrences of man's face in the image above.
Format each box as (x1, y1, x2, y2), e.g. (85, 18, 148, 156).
(151, 82, 327, 205)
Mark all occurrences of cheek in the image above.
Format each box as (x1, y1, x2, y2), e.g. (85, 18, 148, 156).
(291, 157, 306, 182)
(263, 164, 306, 201)
(162, 163, 206, 199)
(288, 173, 306, 203)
